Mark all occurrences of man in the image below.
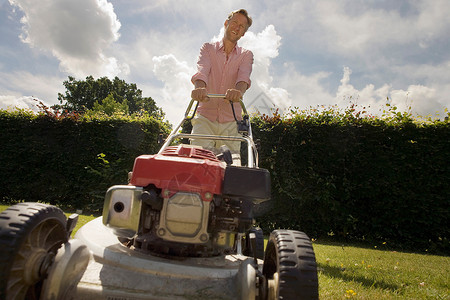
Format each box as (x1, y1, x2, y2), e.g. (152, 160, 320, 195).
(190, 9, 253, 164)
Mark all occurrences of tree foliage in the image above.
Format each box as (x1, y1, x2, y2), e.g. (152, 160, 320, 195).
(90, 93, 129, 116)
(56, 76, 163, 118)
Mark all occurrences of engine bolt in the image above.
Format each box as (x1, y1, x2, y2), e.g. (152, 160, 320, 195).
(200, 234, 209, 242)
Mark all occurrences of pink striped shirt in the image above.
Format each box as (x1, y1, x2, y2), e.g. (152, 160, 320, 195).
(191, 41, 253, 122)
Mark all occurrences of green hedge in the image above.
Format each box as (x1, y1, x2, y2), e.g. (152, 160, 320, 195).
(252, 106, 449, 253)
(0, 110, 169, 211)
(1, 106, 448, 253)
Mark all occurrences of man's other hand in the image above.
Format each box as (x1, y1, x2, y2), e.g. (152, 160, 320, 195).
(225, 89, 242, 102)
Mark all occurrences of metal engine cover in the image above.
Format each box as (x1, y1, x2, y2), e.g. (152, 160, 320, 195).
(130, 145, 226, 201)
(130, 145, 226, 243)
(102, 185, 143, 237)
(157, 192, 211, 243)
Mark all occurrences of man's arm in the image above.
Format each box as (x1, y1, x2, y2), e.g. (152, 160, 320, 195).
(226, 50, 253, 102)
(191, 43, 211, 102)
(236, 81, 249, 95)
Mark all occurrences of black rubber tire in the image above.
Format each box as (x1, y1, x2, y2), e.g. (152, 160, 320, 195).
(243, 227, 265, 260)
(263, 230, 318, 300)
(0, 202, 68, 300)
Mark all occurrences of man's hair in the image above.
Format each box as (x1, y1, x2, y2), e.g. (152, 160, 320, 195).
(227, 9, 252, 30)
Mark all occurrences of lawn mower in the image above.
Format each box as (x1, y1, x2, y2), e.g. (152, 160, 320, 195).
(0, 95, 319, 299)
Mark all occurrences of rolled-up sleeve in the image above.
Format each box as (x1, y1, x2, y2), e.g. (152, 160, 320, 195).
(191, 43, 211, 86)
(236, 50, 253, 89)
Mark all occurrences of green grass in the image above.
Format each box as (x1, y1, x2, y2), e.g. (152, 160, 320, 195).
(313, 241, 449, 299)
(1, 204, 448, 299)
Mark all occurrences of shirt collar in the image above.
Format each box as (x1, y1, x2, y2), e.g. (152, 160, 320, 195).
(218, 39, 238, 54)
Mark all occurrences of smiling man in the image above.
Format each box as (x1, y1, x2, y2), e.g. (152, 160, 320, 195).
(190, 9, 253, 164)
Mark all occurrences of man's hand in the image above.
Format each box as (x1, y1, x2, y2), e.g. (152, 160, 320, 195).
(225, 88, 242, 102)
(191, 87, 208, 102)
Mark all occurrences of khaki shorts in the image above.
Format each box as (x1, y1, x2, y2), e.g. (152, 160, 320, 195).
(190, 115, 241, 153)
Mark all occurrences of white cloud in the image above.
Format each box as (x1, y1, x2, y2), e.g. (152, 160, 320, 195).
(240, 25, 291, 110)
(2, 0, 449, 124)
(391, 85, 443, 117)
(0, 70, 64, 115)
(0, 95, 50, 113)
(273, 63, 448, 120)
(113, 27, 201, 82)
(249, 1, 450, 118)
(393, 61, 450, 85)
(278, 64, 334, 110)
(0, 71, 65, 105)
(334, 67, 445, 118)
(335, 66, 391, 112)
(8, 0, 125, 77)
(126, 0, 250, 28)
(291, 1, 450, 55)
(151, 54, 196, 122)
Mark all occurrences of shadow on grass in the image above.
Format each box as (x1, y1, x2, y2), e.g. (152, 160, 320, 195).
(317, 262, 400, 292)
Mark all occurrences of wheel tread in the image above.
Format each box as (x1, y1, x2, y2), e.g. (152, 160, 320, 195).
(263, 229, 319, 300)
(0, 202, 67, 300)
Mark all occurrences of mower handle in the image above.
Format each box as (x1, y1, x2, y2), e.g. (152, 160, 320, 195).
(184, 94, 248, 120)
(207, 94, 249, 116)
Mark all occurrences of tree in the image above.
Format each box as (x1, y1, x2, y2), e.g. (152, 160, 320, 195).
(56, 76, 163, 118)
(90, 93, 129, 116)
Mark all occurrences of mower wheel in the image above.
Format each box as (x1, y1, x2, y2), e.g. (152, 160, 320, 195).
(0, 202, 68, 300)
(243, 227, 265, 260)
(263, 230, 318, 300)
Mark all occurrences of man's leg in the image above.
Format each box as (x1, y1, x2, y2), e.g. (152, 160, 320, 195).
(191, 117, 241, 165)
(217, 121, 241, 166)
(190, 115, 217, 150)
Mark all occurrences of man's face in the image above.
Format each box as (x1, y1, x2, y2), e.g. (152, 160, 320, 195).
(224, 13, 248, 43)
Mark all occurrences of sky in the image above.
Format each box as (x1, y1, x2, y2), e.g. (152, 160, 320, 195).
(1, 0, 450, 124)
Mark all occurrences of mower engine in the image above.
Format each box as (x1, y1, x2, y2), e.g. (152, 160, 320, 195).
(103, 144, 270, 257)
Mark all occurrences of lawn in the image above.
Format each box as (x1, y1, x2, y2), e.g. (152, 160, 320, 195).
(313, 241, 448, 299)
(1, 203, 448, 299)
